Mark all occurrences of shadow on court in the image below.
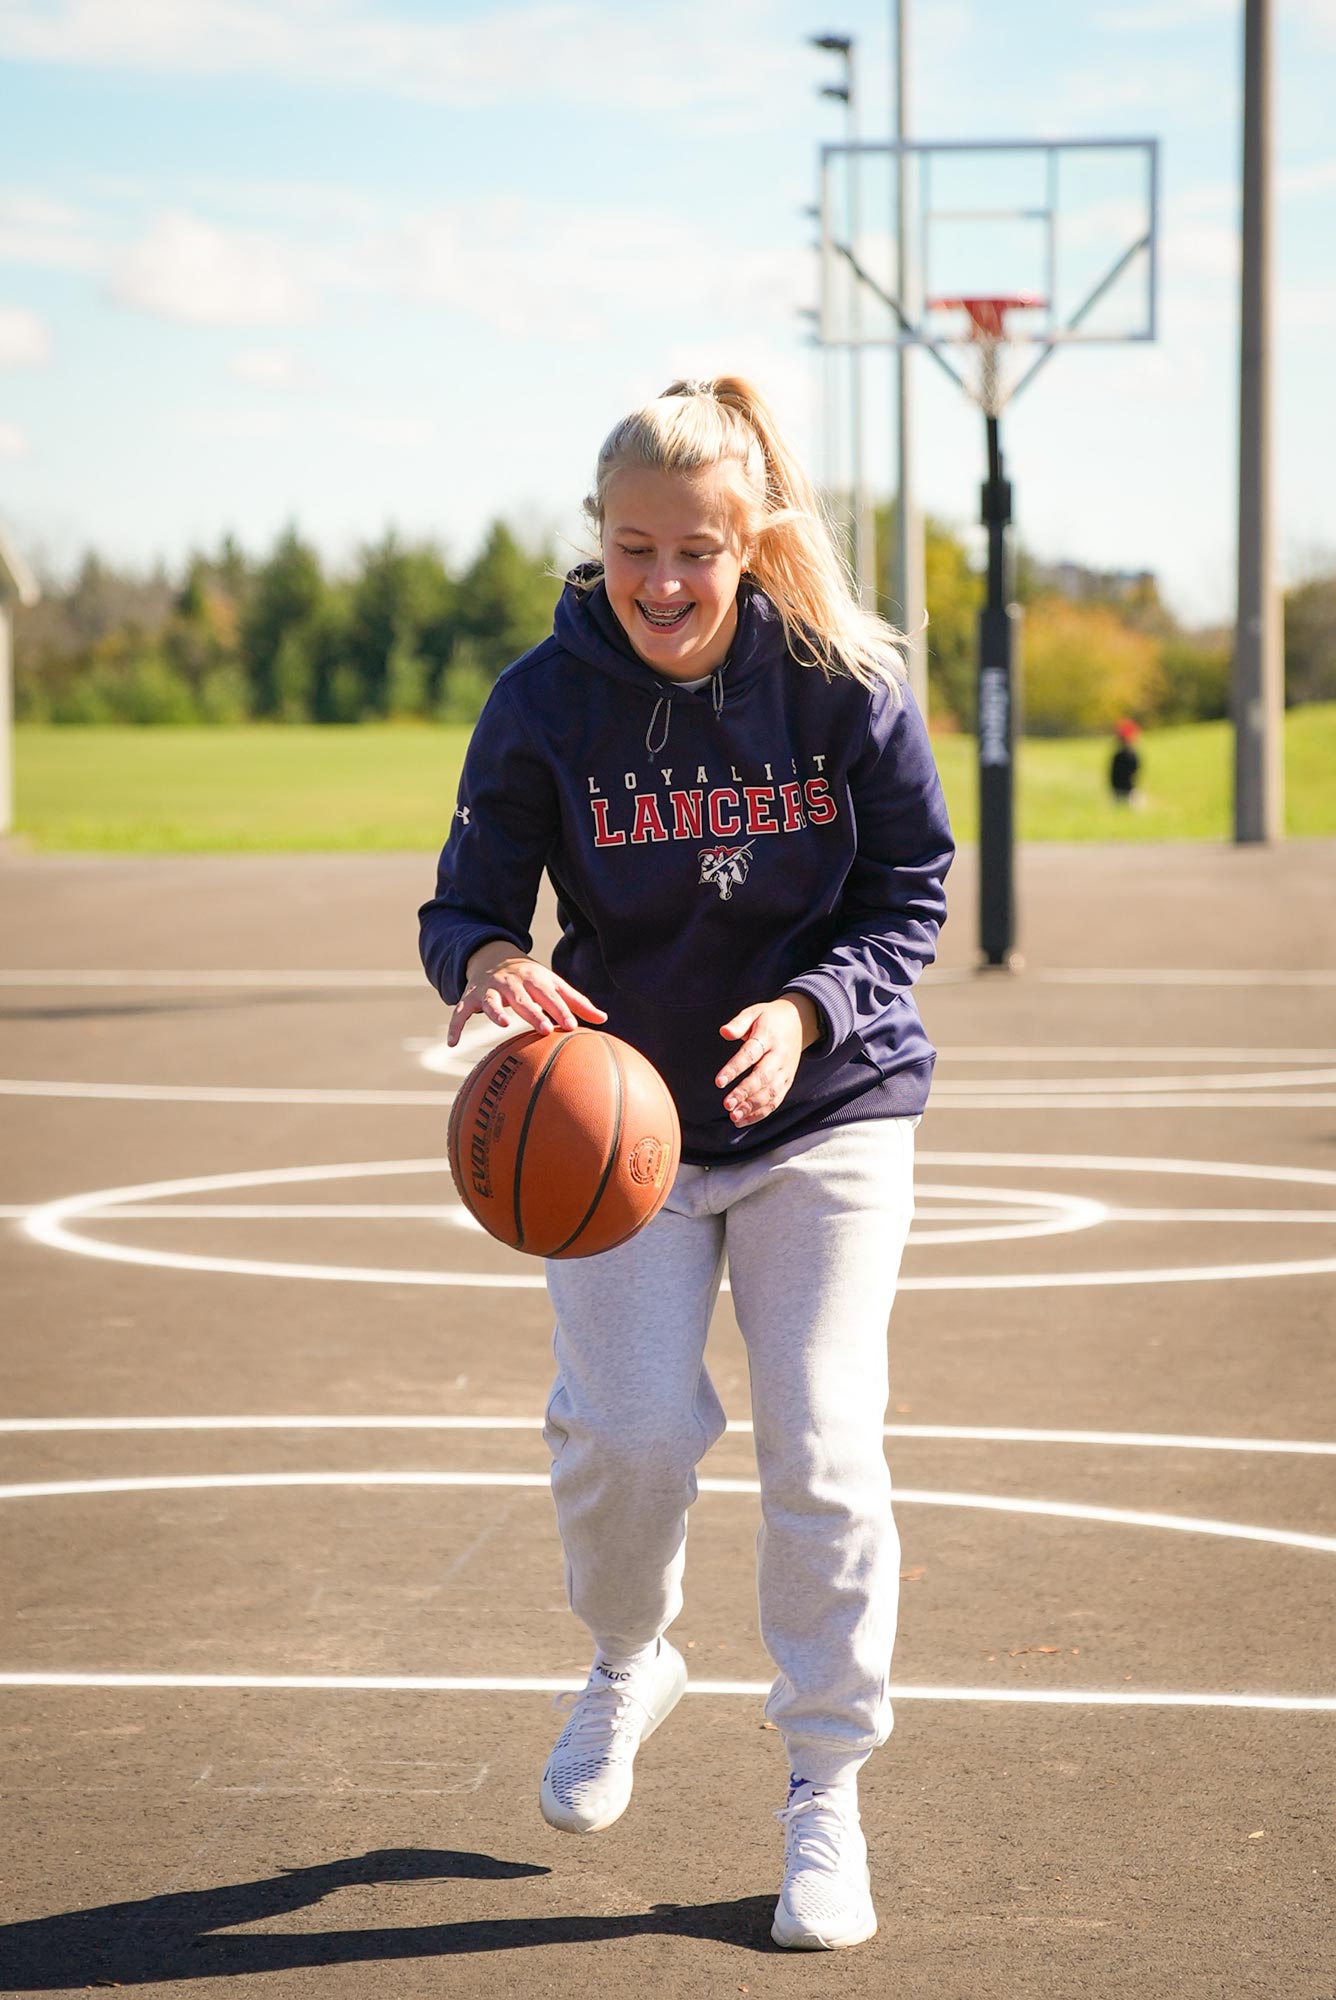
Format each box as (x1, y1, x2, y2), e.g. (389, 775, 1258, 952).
(0, 1848, 778, 1988)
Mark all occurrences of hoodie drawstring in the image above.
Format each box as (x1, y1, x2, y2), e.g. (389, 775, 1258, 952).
(644, 663, 727, 756)
(645, 695, 671, 757)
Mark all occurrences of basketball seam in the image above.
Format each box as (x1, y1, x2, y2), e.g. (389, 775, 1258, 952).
(511, 1034, 570, 1253)
(549, 1034, 624, 1258)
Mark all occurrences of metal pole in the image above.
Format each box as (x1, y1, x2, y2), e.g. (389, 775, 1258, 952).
(1233, 0, 1282, 842)
(978, 413, 1018, 967)
(845, 48, 875, 607)
(816, 162, 843, 519)
(891, 0, 928, 709)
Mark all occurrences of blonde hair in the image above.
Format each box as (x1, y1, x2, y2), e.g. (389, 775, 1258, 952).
(580, 374, 907, 695)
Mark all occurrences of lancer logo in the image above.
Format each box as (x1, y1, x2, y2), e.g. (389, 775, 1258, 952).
(698, 842, 754, 902)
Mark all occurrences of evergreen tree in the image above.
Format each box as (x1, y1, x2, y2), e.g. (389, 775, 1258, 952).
(240, 527, 327, 718)
(455, 521, 558, 679)
(348, 533, 454, 718)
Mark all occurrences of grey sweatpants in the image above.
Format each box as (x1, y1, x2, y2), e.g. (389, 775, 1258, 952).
(543, 1115, 918, 1789)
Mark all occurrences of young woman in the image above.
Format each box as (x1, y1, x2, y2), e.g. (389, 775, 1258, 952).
(419, 377, 953, 1951)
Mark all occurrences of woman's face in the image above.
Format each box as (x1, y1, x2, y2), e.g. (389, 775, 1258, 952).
(601, 464, 747, 680)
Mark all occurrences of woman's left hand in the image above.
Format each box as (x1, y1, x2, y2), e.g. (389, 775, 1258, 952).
(716, 994, 823, 1127)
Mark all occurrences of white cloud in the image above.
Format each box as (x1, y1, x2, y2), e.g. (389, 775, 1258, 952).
(353, 200, 809, 344)
(0, 420, 29, 458)
(0, 0, 804, 118)
(1294, 0, 1336, 43)
(1279, 277, 1336, 334)
(336, 413, 431, 448)
(194, 407, 289, 442)
(95, 191, 808, 343)
(228, 348, 306, 388)
(109, 212, 315, 325)
(0, 192, 101, 270)
(1281, 159, 1336, 197)
(1098, 0, 1233, 27)
(186, 176, 383, 231)
(191, 404, 430, 450)
(0, 307, 52, 366)
(1101, 0, 1334, 39)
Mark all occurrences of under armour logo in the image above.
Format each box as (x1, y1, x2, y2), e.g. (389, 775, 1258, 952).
(456, 806, 471, 826)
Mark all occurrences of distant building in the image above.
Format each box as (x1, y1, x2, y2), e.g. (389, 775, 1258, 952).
(1032, 560, 1158, 605)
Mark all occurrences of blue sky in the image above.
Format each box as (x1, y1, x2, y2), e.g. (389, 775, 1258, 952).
(0, 0, 1332, 623)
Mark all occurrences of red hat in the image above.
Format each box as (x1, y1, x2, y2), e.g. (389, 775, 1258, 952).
(1116, 719, 1141, 740)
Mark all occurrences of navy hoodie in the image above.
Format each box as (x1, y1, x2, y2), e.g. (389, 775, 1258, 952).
(419, 573, 954, 1164)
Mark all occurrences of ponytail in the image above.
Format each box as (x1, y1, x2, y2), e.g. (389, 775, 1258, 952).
(581, 374, 908, 697)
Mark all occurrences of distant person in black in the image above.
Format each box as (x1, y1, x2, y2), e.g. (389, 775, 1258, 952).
(1110, 719, 1142, 805)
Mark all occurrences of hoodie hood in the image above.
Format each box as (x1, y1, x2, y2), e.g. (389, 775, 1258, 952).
(554, 565, 789, 705)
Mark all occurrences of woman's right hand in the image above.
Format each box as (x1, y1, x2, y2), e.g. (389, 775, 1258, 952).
(447, 940, 609, 1048)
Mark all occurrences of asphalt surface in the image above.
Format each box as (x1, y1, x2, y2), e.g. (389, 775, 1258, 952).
(2, 839, 1334, 1999)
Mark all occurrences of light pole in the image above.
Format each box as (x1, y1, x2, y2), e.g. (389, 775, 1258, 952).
(1234, 0, 1282, 841)
(890, 0, 927, 711)
(810, 33, 875, 609)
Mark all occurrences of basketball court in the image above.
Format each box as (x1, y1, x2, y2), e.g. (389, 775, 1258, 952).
(2, 841, 1333, 1996)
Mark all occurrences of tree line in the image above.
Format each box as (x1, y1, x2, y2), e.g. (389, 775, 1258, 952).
(13, 513, 1335, 735)
(14, 521, 561, 729)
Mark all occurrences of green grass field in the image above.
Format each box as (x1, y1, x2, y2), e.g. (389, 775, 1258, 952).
(11, 705, 1335, 851)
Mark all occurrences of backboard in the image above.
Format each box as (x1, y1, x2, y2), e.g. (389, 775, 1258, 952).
(818, 136, 1158, 412)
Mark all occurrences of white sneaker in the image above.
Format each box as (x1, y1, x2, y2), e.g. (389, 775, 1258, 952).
(771, 1778, 878, 1950)
(539, 1640, 687, 1834)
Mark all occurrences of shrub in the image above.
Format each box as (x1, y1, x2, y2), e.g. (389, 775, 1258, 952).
(1284, 574, 1336, 705)
(1154, 637, 1230, 724)
(436, 643, 493, 725)
(196, 663, 251, 723)
(1020, 597, 1164, 737)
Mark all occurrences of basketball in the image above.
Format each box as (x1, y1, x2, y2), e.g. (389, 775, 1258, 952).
(447, 1028, 681, 1259)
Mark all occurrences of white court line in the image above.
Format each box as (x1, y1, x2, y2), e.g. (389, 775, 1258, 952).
(19, 1152, 1336, 1291)
(939, 1067, 1336, 1092)
(927, 1095, 1336, 1110)
(928, 1096, 1336, 1112)
(9, 1183, 1110, 1253)
(1029, 970, 1336, 987)
(3, 1415, 1332, 1454)
(3, 1472, 1334, 1560)
(2, 1478, 1333, 1713)
(3, 1470, 1332, 1714)
(10, 1080, 1336, 1112)
(0, 1079, 453, 1105)
(941, 1049, 1336, 1063)
(5, 1201, 1329, 1226)
(4, 967, 1335, 989)
(0, 970, 423, 988)
(0, 1672, 1329, 1711)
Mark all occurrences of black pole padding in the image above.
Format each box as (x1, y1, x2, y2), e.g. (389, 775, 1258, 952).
(977, 413, 1018, 969)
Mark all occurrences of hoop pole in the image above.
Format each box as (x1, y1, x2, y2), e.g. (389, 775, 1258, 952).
(978, 412, 1018, 968)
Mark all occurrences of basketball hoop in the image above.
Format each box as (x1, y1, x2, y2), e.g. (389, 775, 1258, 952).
(816, 136, 1160, 969)
(927, 294, 1047, 418)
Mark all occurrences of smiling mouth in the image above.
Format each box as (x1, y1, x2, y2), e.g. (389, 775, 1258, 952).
(636, 601, 694, 631)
